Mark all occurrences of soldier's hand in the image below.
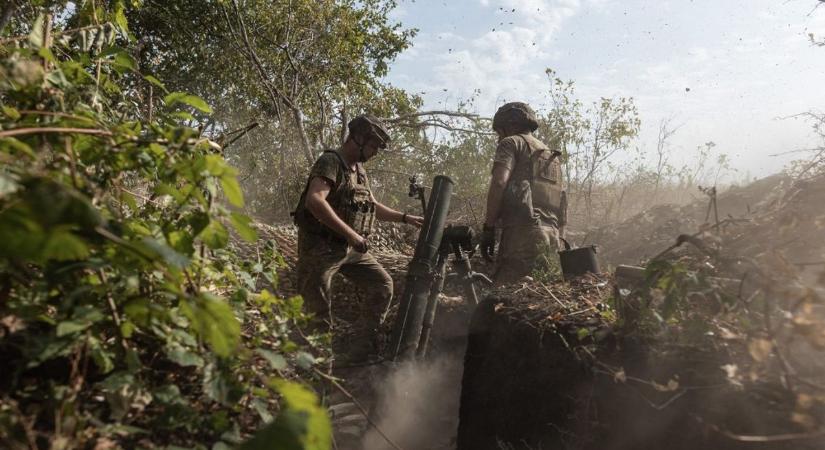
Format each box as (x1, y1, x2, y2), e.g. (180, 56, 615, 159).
(405, 214, 424, 228)
(349, 234, 369, 253)
(480, 224, 497, 262)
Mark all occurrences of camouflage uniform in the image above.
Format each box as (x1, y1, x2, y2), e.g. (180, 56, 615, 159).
(294, 150, 393, 335)
(492, 128, 566, 284)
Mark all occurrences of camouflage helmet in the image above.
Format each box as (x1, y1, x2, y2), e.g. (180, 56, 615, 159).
(348, 114, 391, 148)
(492, 102, 539, 133)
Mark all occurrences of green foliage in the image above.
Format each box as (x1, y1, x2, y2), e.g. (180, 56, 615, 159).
(241, 381, 332, 450)
(0, 8, 328, 449)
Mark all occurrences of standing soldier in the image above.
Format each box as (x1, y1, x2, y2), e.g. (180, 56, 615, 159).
(480, 102, 567, 284)
(292, 115, 423, 361)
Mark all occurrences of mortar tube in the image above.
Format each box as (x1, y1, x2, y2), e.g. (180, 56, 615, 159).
(416, 255, 448, 359)
(388, 175, 454, 361)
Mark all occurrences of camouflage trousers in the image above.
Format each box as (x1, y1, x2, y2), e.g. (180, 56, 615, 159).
(295, 231, 393, 334)
(494, 223, 560, 285)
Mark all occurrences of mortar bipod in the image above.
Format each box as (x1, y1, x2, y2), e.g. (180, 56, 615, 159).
(416, 225, 492, 359)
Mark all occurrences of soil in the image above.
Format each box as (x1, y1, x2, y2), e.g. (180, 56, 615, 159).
(457, 286, 819, 450)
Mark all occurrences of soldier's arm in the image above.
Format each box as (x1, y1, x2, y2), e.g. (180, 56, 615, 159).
(371, 193, 424, 227)
(304, 176, 361, 242)
(484, 163, 511, 226)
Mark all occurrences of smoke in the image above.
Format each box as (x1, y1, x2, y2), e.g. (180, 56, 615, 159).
(360, 354, 465, 450)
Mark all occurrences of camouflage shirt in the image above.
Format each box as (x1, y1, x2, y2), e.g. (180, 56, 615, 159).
(295, 150, 374, 238)
(493, 133, 563, 228)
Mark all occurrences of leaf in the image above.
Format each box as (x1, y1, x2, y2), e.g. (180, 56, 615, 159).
(89, 337, 115, 374)
(296, 352, 316, 370)
(56, 306, 104, 337)
(257, 349, 287, 370)
(230, 213, 257, 242)
(113, 0, 130, 34)
(112, 51, 137, 73)
(221, 176, 244, 207)
(251, 398, 273, 423)
(652, 378, 680, 392)
(165, 342, 205, 368)
(241, 380, 331, 450)
(199, 220, 229, 250)
(143, 75, 167, 92)
(140, 237, 190, 268)
(0, 172, 20, 199)
(41, 229, 90, 261)
(164, 92, 213, 114)
(56, 320, 93, 336)
(576, 327, 591, 341)
(748, 338, 773, 362)
(2, 106, 20, 120)
(28, 13, 45, 47)
(181, 294, 240, 357)
(0, 137, 36, 158)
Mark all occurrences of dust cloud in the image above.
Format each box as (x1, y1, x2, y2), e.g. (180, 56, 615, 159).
(361, 354, 464, 450)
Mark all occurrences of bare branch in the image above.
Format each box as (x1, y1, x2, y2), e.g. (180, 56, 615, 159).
(383, 110, 490, 124)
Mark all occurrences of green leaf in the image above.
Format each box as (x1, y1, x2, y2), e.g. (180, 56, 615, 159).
(2, 106, 21, 120)
(241, 380, 331, 450)
(143, 75, 168, 92)
(181, 294, 240, 357)
(295, 352, 316, 370)
(56, 305, 104, 337)
(112, 51, 137, 72)
(221, 176, 244, 207)
(28, 13, 45, 47)
(56, 320, 92, 336)
(164, 92, 213, 114)
(0, 137, 36, 158)
(257, 349, 287, 370)
(230, 213, 257, 241)
(113, 0, 130, 34)
(165, 342, 205, 368)
(41, 229, 90, 261)
(140, 237, 190, 268)
(89, 337, 115, 374)
(251, 398, 273, 423)
(199, 220, 229, 250)
(576, 327, 591, 341)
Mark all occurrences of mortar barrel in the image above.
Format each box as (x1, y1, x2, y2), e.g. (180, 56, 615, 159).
(388, 175, 455, 361)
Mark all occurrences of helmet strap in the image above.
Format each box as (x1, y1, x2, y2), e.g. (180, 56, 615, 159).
(353, 134, 369, 163)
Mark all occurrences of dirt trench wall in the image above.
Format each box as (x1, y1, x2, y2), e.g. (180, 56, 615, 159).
(457, 295, 821, 450)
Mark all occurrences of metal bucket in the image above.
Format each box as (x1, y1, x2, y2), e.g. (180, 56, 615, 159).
(558, 238, 600, 280)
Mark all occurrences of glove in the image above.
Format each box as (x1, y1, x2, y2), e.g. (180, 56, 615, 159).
(480, 224, 497, 262)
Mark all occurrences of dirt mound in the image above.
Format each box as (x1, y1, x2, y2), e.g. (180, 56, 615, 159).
(458, 174, 825, 449)
(588, 174, 796, 267)
(457, 278, 821, 450)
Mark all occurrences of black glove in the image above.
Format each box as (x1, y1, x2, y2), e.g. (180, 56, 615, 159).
(480, 224, 497, 262)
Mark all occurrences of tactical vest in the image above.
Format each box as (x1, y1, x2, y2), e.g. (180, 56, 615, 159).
(293, 150, 376, 238)
(502, 134, 566, 227)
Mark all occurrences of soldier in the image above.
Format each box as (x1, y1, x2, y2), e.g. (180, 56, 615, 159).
(292, 115, 423, 360)
(480, 102, 567, 284)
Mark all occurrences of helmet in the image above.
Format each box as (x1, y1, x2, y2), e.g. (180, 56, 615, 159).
(492, 102, 539, 132)
(348, 115, 391, 148)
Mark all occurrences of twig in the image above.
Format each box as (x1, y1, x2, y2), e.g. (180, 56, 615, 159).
(0, 127, 113, 138)
(566, 306, 595, 317)
(6, 398, 38, 450)
(541, 283, 567, 309)
(312, 368, 406, 450)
